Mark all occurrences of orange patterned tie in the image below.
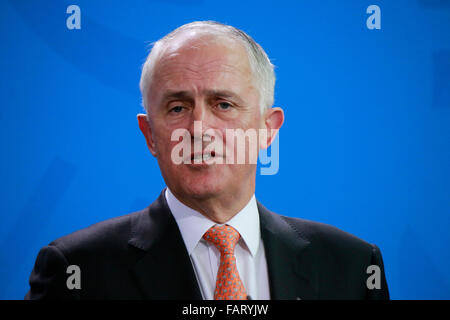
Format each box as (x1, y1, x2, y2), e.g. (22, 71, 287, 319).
(203, 225, 247, 300)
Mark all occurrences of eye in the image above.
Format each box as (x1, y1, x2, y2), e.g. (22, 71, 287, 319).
(169, 105, 185, 113)
(217, 102, 232, 110)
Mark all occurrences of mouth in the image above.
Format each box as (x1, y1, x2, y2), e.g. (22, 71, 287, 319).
(188, 151, 220, 164)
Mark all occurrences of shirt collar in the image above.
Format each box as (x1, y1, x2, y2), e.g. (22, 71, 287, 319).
(165, 188, 260, 257)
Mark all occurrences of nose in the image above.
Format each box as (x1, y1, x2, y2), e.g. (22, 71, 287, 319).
(188, 101, 211, 139)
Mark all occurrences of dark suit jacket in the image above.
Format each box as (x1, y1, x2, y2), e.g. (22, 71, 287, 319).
(25, 190, 389, 300)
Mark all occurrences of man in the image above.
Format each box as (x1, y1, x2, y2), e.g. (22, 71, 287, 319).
(25, 21, 389, 300)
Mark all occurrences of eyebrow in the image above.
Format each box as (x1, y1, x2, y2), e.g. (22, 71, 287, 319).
(161, 89, 244, 104)
(205, 89, 242, 101)
(161, 90, 193, 102)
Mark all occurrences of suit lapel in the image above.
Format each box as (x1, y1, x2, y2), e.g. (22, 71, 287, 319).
(128, 191, 202, 300)
(126, 190, 317, 300)
(258, 202, 319, 300)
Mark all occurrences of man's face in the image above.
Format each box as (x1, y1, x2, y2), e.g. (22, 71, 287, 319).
(141, 34, 264, 201)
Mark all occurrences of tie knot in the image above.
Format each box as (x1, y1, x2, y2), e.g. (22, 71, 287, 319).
(203, 225, 241, 255)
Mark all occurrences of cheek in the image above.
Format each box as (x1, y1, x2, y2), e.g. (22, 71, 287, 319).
(153, 127, 174, 156)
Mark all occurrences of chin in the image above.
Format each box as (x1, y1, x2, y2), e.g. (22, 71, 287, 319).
(172, 166, 226, 197)
(183, 177, 225, 199)
(164, 163, 248, 200)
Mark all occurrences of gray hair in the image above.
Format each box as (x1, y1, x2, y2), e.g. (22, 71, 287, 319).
(139, 21, 275, 114)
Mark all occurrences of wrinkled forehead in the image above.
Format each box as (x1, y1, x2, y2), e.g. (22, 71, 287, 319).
(155, 31, 251, 74)
(161, 29, 247, 60)
(149, 31, 255, 97)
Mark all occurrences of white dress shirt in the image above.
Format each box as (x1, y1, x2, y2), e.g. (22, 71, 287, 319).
(165, 188, 271, 300)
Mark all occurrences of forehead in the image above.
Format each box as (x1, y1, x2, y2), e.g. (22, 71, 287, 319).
(161, 31, 250, 69)
(149, 33, 255, 101)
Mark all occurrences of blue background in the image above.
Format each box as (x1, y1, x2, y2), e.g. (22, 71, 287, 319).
(0, 0, 449, 300)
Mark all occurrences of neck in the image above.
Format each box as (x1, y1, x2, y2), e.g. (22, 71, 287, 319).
(169, 186, 255, 224)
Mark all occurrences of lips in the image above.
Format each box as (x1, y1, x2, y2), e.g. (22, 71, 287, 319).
(190, 150, 217, 162)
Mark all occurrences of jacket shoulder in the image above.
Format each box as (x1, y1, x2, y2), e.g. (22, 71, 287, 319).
(49, 208, 148, 257)
(277, 214, 375, 254)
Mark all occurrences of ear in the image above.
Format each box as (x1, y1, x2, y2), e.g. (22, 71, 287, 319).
(260, 107, 284, 149)
(137, 114, 157, 156)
